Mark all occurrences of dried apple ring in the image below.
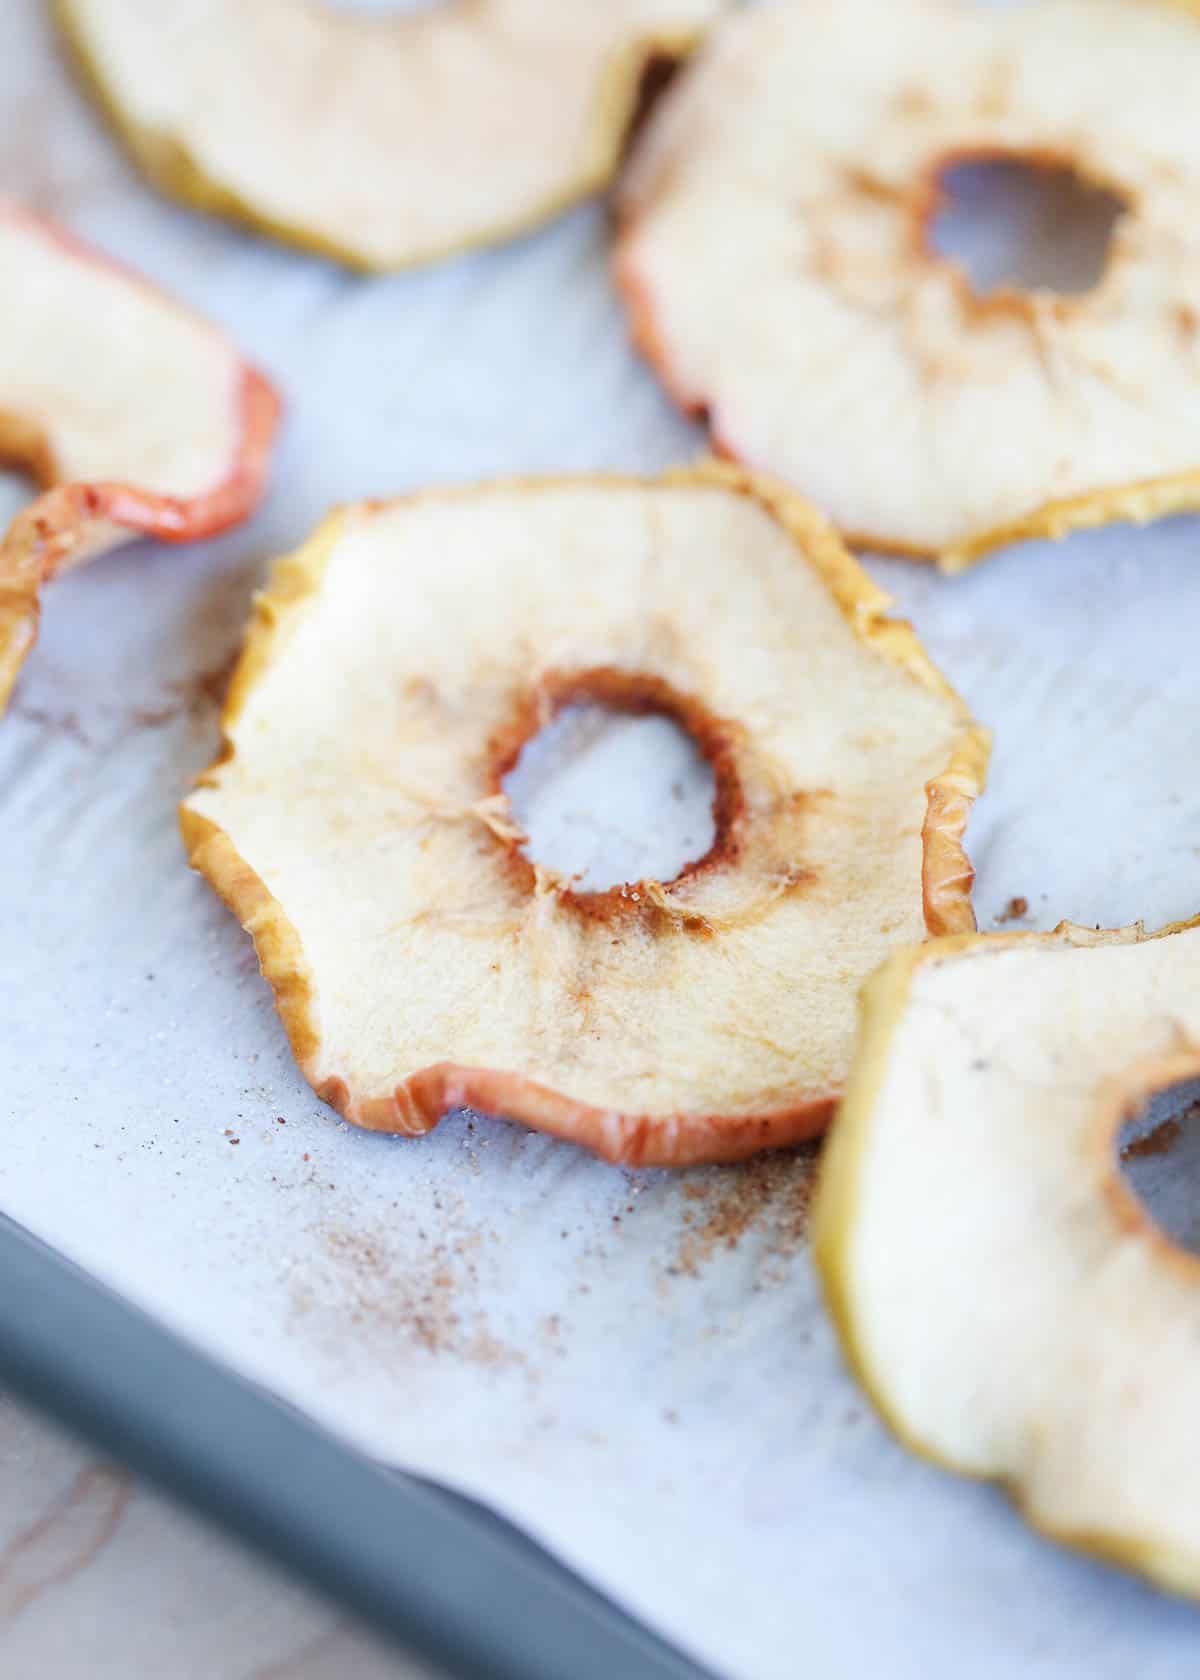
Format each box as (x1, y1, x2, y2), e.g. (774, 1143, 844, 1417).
(181, 465, 987, 1167)
(814, 916, 1200, 1596)
(56, 0, 729, 272)
(617, 0, 1200, 569)
(0, 208, 279, 714)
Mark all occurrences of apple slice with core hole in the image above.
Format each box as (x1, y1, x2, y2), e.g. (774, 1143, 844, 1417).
(181, 464, 987, 1166)
(814, 915, 1200, 1596)
(0, 207, 280, 715)
(616, 0, 1200, 568)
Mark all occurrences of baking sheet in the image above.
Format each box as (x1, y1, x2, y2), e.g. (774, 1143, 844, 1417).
(5, 4, 1200, 1676)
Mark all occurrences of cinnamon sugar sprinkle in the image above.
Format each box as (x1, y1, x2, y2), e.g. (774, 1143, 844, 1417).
(995, 895, 1030, 924)
(671, 1147, 819, 1278)
(290, 1216, 523, 1372)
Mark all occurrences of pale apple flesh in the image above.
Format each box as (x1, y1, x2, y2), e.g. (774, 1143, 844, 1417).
(56, 0, 730, 272)
(814, 917, 1200, 1596)
(616, 0, 1200, 567)
(0, 207, 279, 715)
(180, 465, 987, 1166)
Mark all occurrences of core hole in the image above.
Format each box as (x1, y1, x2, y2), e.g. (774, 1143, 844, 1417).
(929, 156, 1125, 297)
(1117, 1076, 1200, 1257)
(502, 703, 716, 894)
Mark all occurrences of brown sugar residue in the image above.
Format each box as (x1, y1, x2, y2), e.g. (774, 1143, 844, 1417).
(672, 1147, 818, 1279)
(290, 1220, 523, 1373)
(995, 895, 1030, 924)
(1122, 1116, 1184, 1162)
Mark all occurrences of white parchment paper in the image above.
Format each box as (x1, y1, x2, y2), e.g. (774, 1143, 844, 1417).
(4, 5, 1200, 1676)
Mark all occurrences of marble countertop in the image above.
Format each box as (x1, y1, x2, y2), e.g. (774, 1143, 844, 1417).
(0, 1393, 428, 1679)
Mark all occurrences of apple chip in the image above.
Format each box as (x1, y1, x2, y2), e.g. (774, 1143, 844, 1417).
(56, 0, 729, 272)
(181, 465, 987, 1167)
(617, 0, 1200, 568)
(815, 917, 1200, 1595)
(0, 207, 279, 714)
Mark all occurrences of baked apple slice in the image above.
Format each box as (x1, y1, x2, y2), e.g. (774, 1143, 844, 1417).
(181, 465, 987, 1166)
(617, 0, 1200, 568)
(57, 0, 729, 271)
(815, 916, 1200, 1594)
(0, 207, 278, 714)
